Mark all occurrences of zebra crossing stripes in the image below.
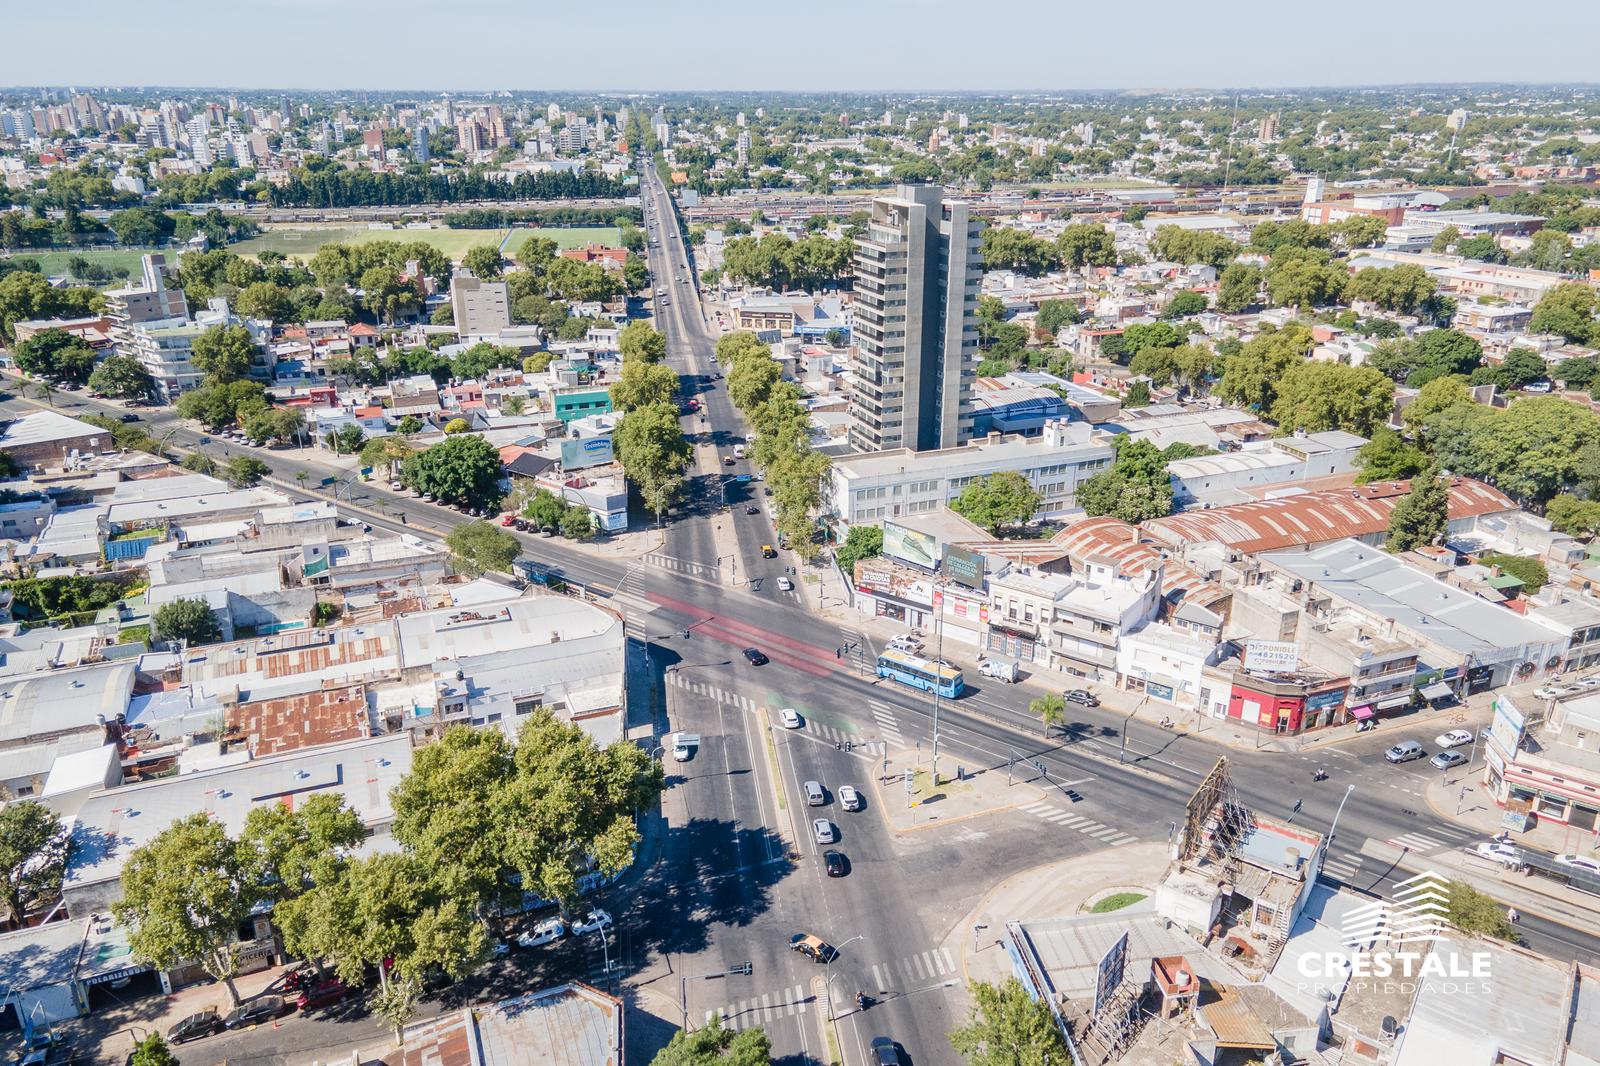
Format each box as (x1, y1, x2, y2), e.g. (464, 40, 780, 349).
(1321, 851, 1363, 884)
(1018, 801, 1139, 846)
(646, 553, 720, 578)
(867, 947, 958, 992)
(868, 700, 903, 746)
(665, 672, 756, 713)
(706, 982, 810, 1031)
(1384, 832, 1448, 854)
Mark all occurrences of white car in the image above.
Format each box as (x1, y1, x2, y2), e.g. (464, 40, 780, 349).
(572, 909, 613, 935)
(780, 708, 802, 729)
(516, 917, 566, 948)
(812, 818, 836, 844)
(1534, 684, 1571, 700)
(1555, 854, 1600, 875)
(1434, 729, 1474, 749)
(1472, 842, 1521, 867)
(1579, 677, 1600, 690)
(777, 577, 794, 592)
(838, 785, 863, 812)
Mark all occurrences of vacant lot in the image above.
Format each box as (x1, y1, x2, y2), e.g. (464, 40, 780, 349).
(231, 225, 621, 263)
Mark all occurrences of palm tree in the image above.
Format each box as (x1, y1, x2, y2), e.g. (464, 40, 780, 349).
(1030, 692, 1066, 737)
(295, 469, 309, 490)
(30, 381, 55, 408)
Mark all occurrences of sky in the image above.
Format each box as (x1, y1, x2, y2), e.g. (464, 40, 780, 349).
(10, 0, 1600, 93)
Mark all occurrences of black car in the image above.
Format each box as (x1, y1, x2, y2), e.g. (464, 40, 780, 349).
(745, 505, 760, 515)
(743, 647, 769, 666)
(119, 412, 141, 423)
(871, 1037, 905, 1066)
(224, 995, 287, 1029)
(1064, 689, 1100, 707)
(168, 1009, 223, 1044)
(823, 850, 846, 877)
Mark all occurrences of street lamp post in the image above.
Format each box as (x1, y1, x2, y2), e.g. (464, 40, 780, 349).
(1118, 697, 1147, 763)
(930, 584, 947, 785)
(1327, 783, 1356, 847)
(825, 935, 867, 1018)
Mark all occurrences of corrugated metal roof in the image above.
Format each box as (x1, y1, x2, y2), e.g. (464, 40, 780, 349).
(1201, 982, 1278, 1049)
(1142, 477, 1515, 553)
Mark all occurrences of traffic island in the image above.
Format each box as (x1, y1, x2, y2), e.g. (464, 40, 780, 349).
(871, 747, 1048, 834)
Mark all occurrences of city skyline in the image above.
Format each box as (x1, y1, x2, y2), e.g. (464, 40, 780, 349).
(10, 0, 1600, 92)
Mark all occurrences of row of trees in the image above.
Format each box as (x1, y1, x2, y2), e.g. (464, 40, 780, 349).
(979, 223, 1117, 275)
(720, 232, 854, 291)
(267, 166, 628, 208)
(110, 716, 660, 1035)
(612, 322, 693, 521)
(716, 332, 831, 558)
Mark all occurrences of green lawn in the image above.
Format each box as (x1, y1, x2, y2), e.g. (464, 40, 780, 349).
(4, 247, 162, 285)
(231, 225, 621, 264)
(1089, 892, 1147, 914)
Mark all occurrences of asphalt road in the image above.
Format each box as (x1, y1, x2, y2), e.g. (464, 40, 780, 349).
(12, 167, 1599, 1064)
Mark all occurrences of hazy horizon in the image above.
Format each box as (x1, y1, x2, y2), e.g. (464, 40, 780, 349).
(11, 0, 1600, 95)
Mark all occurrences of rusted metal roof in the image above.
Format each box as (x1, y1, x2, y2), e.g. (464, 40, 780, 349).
(1141, 477, 1515, 554)
(1200, 981, 1278, 1050)
(227, 683, 369, 757)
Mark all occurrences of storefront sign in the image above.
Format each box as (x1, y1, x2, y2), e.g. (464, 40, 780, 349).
(1243, 640, 1299, 673)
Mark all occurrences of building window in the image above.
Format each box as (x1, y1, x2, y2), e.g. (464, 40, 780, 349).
(515, 697, 542, 715)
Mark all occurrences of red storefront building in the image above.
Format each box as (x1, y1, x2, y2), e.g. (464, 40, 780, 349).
(1223, 668, 1351, 737)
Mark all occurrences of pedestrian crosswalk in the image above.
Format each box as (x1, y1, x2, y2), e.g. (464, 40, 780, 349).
(1383, 832, 1448, 854)
(1320, 850, 1364, 884)
(667, 672, 757, 713)
(707, 982, 810, 1031)
(868, 699, 904, 748)
(646, 553, 721, 579)
(867, 946, 957, 993)
(1018, 801, 1139, 846)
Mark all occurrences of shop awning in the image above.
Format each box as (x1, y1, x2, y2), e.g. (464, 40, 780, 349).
(1349, 704, 1375, 720)
(1421, 682, 1455, 701)
(1376, 694, 1413, 710)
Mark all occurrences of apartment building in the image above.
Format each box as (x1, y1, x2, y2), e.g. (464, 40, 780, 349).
(450, 270, 512, 340)
(825, 420, 1112, 530)
(849, 184, 982, 453)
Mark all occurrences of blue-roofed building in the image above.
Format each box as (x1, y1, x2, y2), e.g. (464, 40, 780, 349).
(970, 385, 1069, 438)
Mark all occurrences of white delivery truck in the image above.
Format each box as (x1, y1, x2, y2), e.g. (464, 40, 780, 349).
(671, 732, 700, 761)
(979, 658, 1019, 683)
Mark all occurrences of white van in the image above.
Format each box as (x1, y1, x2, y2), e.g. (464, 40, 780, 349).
(979, 659, 1019, 683)
(733, 444, 747, 459)
(671, 732, 699, 762)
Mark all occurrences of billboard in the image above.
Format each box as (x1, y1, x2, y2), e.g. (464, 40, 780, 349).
(1093, 931, 1129, 1019)
(882, 521, 938, 570)
(1243, 640, 1299, 674)
(1487, 695, 1525, 763)
(941, 545, 986, 589)
(561, 436, 614, 470)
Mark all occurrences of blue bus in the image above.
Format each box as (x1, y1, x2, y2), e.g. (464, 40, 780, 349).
(876, 649, 964, 699)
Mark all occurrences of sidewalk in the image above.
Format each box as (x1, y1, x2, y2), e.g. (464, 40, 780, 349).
(943, 844, 1172, 988)
(74, 961, 300, 1064)
(869, 744, 1049, 834)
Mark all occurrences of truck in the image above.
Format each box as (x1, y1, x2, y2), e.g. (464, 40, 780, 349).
(979, 658, 1019, 683)
(671, 732, 700, 761)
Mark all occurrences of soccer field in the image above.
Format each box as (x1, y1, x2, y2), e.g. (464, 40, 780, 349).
(231, 225, 621, 263)
(3, 247, 161, 284)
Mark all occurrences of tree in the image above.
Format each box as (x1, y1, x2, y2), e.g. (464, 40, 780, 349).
(152, 598, 222, 646)
(114, 813, 261, 1007)
(223, 456, 271, 488)
(649, 1016, 773, 1066)
(614, 402, 692, 520)
(835, 525, 883, 575)
(14, 328, 96, 384)
(396, 414, 424, 435)
(1270, 361, 1395, 437)
(1345, 264, 1437, 315)
(1172, 344, 1215, 391)
(1386, 465, 1448, 552)
(1031, 693, 1065, 736)
(1163, 290, 1209, 318)
(715, 331, 768, 367)
(1547, 494, 1600, 537)
(1456, 235, 1507, 264)
(727, 356, 783, 411)
(559, 506, 596, 540)
(950, 471, 1041, 535)
(360, 436, 414, 478)
(1530, 283, 1597, 344)
(181, 452, 218, 476)
(190, 323, 256, 384)
(239, 792, 365, 903)
(243, 406, 305, 446)
(1444, 879, 1516, 940)
(1129, 347, 1179, 386)
(1055, 224, 1116, 269)
(522, 488, 568, 531)
(1430, 225, 1461, 253)
(233, 281, 295, 323)
(612, 358, 680, 412)
(949, 977, 1073, 1066)
(1356, 428, 1428, 483)
(1557, 356, 1600, 389)
(445, 520, 519, 576)
(619, 320, 668, 363)
(1370, 329, 1482, 386)
(1471, 348, 1548, 391)
(404, 434, 504, 509)
(1440, 397, 1600, 506)
(1479, 552, 1549, 593)
(1034, 299, 1081, 339)
(107, 206, 176, 247)
(1149, 226, 1237, 269)
(87, 354, 153, 399)
(461, 246, 506, 279)
(1215, 262, 1264, 313)
(1266, 255, 1346, 311)
(1216, 324, 1312, 410)
(1401, 374, 1474, 437)
(0, 801, 68, 926)
(325, 422, 367, 455)
(128, 1034, 178, 1066)
(1332, 214, 1390, 250)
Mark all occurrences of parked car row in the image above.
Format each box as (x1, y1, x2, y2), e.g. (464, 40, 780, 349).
(168, 977, 353, 1044)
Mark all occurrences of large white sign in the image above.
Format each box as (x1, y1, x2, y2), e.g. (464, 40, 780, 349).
(1243, 640, 1299, 673)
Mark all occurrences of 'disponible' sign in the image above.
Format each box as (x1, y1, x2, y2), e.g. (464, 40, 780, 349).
(1243, 640, 1299, 673)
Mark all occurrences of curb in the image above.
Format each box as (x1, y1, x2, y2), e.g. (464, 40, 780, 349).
(868, 761, 1048, 836)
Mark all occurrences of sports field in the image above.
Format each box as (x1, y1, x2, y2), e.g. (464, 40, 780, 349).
(3, 247, 159, 284)
(230, 225, 621, 263)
